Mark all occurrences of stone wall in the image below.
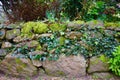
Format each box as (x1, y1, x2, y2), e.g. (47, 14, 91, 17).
(0, 20, 120, 79)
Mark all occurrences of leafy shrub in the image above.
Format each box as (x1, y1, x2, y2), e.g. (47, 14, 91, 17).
(83, 1, 106, 21)
(108, 46, 120, 76)
(61, 0, 83, 19)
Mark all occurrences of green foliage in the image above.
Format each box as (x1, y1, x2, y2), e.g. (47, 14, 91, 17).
(21, 22, 48, 37)
(108, 46, 120, 76)
(84, 1, 106, 21)
(61, 0, 83, 19)
(79, 26, 119, 58)
(46, 10, 58, 22)
(38, 32, 81, 60)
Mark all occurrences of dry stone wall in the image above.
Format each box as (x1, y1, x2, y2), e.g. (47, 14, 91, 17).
(0, 20, 120, 78)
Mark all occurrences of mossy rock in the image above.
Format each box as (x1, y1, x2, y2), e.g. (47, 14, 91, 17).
(104, 22, 120, 28)
(49, 23, 67, 32)
(33, 22, 48, 34)
(21, 22, 49, 37)
(86, 20, 104, 29)
(88, 55, 110, 73)
(67, 20, 85, 30)
(0, 54, 37, 77)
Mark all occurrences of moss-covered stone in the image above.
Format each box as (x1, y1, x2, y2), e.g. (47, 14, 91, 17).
(0, 54, 37, 77)
(21, 22, 48, 37)
(6, 29, 20, 40)
(104, 22, 120, 28)
(86, 20, 104, 29)
(88, 55, 109, 73)
(49, 23, 66, 32)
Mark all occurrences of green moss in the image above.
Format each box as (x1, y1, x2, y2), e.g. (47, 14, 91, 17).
(21, 21, 48, 37)
(21, 22, 35, 36)
(36, 45, 42, 50)
(59, 37, 66, 45)
(99, 55, 109, 63)
(46, 69, 65, 76)
(49, 23, 66, 32)
(15, 58, 26, 67)
(33, 22, 48, 34)
(104, 22, 120, 28)
(73, 20, 85, 24)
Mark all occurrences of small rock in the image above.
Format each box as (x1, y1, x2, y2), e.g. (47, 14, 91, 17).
(0, 54, 37, 77)
(27, 40, 40, 48)
(66, 31, 82, 39)
(44, 54, 86, 77)
(13, 36, 34, 43)
(6, 29, 20, 40)
(32, 60, 42, 67)
(88, 55, 109, 73)
(1, 42, 12, 48)
(67, 21, 85, 30)
(0, 29, 5, 40)
(29, 51, 45, 55)
(15, 40, 40, 48)
(4, 23, 21, 29)
(36, 33, 52, 39)
(0, 49, 7, 57)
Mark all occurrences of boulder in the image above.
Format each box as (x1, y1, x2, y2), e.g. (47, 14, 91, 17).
(0, 29, 5, 40)
(1, 42, 12, 48)
(43, 54, 86, 77)
(0, 54, 37, 77)
(88, 55, 109, 73)
(6, 29, 20, 40)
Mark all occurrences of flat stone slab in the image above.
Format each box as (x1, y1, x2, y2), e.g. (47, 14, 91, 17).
(43, 54, 86, 78)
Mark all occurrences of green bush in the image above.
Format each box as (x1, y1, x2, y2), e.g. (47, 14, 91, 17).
(83, 1, 106, 21)
(61, 0, 83, 19)
(108, 46, 120, 76)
